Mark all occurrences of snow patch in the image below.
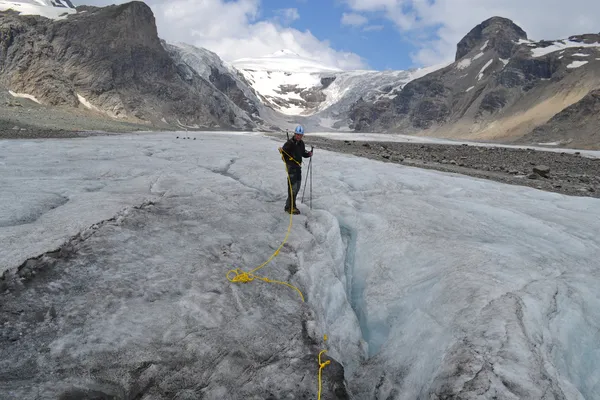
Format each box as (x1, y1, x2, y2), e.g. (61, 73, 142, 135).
(500, 58, 509, 66)
(478, 59, 494, 80)
(319, 117, 349, 130)
(530, 40, 600, 57)
(407, 61, 450, 80)
(480, 40, 489, 51)
(567, 60, 588, 69)
(466, 86, 474, 92)
(456, 58, 471, 70)
(77, 94, 100, 111)
(9, 90, 41, 104)
(572, 53, 590, 57)
(473, 52, 484, 60)
(176, 119, 200, 129)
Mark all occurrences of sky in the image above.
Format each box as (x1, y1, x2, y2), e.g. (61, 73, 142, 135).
(74, 0, 600, 71)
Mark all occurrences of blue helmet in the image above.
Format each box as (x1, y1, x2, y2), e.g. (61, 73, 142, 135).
(294, 125, 305, 135)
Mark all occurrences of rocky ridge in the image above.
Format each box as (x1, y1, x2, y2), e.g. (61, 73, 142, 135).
(0, 2, 260, 131)
(348, 17, 600, 149)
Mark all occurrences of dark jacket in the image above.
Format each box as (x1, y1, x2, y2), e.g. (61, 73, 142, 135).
(282, 137, 311, 169)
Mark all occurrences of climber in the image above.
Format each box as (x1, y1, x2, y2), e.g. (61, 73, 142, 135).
(279, 125, 312, 214)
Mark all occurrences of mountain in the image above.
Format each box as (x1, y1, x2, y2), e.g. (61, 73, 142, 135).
(230, 49, 448, 131)
(0, 1, 261, 130)
(516, 89, 600, 149)
(230, 50, 344, 116)
(1, 2, 599, 148)
(346, 17, 600, 147)
(162, 42, 282, 131)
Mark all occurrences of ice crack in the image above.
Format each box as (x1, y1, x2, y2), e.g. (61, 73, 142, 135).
(339, 222, 384, 357)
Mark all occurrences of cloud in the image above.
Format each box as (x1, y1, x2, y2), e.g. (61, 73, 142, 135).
(273, 8, 300, 25)
(343, 0, 600, 66)
(341, 12, 369, 26)
(363, 25, 384, 32)
(79, 0, 367, 70)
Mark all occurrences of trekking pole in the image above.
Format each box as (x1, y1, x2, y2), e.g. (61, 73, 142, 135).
(310, 147, 313, 210)
(301, 157, 311, 204)
(309, 149, 312, 210)
(301, 146, 313, 206)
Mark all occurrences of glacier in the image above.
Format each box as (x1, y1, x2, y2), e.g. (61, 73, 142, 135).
(0, 132, 599, 399)
(0, 0, 76, 19)
(228, 49, 451, 131)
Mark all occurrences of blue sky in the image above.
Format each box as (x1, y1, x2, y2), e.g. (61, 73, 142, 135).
(82, 0, 600, 71)
(262, 0, 420, 70)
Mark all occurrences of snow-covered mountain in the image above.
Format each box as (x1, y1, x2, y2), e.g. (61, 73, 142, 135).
(0, 0, 75, 19)
(230, 49, 448, 131)
(230, 50, 344, 116)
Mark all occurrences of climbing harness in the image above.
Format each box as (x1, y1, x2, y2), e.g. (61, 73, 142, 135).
(225, 147, 305, 302)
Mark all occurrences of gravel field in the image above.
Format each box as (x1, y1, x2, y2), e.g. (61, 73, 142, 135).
(301, 135, 600, 199)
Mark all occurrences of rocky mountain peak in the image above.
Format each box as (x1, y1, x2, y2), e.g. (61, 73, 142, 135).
(456, 16, 527, 60)
(0, 0, 261, 129)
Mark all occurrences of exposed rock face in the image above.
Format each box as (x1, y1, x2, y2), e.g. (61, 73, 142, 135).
(456, 16, 527, 60)
(162, 41, 269, 128)
(0, 2, 257, 129)
(347, 17, 600, 149)
(516, 88, 600, 149)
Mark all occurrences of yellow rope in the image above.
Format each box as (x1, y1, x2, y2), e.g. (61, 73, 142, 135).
(318, 349, 330, 400)
(225, 147, 305, 302)
(279, 147, 303, 167)
(227, 145, 336, 397)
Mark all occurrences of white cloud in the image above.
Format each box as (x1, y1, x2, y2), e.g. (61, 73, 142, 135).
(274, 8, 300, 25)
(341, 12, 369, 26)
(363, 25, 384, 32)
(343, 0, 600, 66)
(80, 0, 367, 70)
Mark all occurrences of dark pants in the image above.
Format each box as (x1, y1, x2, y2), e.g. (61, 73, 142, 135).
(285, 167, 302, 210)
